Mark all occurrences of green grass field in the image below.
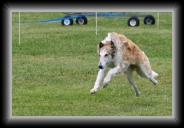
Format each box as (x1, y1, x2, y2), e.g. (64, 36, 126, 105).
(12, 12, 172, 116)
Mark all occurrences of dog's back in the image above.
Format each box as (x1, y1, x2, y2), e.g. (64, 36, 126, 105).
(111, 32, 149, 65)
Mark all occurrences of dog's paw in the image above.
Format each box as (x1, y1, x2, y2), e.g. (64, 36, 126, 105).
(90, 88, 98, 94)
(103, 83, 108, 88)
(153, 80, 158, 85)
(136, 92, 141, 97)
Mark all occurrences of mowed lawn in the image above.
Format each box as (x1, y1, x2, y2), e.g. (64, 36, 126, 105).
(12, 12, 172, 116)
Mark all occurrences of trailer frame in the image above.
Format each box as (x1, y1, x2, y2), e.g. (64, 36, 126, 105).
(61, 12, 156, 27)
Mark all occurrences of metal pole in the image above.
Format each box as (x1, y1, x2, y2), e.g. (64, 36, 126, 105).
(19, 12, 20, 45)
(157, 12, 159, 28)
(96, 12, 97, 35)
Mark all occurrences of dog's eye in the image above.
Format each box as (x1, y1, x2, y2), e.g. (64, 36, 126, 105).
(105, 54, 108, 57)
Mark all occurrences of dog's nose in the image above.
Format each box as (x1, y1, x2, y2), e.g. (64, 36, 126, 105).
(98, 65, 103, 69)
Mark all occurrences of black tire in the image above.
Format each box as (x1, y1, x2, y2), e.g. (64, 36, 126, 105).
(144, 15, 155, 25)
(76, 15, 87, 25)
(61, 16, 73, 26)
(127, 16, 140, 27)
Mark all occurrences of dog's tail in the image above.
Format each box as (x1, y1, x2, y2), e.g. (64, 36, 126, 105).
(152, 70, 159, 78)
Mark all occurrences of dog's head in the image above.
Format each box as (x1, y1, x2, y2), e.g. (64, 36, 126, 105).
(97, 33, 116, 69)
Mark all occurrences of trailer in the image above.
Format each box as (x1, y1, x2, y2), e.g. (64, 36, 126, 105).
(60, 12, 156, 27)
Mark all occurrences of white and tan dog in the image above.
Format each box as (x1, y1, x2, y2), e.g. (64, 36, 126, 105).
(90, 32, 158, 97)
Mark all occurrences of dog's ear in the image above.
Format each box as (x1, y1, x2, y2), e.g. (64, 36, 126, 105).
(110, 41, 115, 49)
(97, 42, 103, 54)
(111, 41, 116, 58)
(99, 42, 104, 48)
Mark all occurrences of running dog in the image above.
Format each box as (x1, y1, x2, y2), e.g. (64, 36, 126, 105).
(90, 32, 158, 97)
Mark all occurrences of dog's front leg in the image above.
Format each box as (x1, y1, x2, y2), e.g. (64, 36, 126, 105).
(90, 68, 107, 94)
(103, 66, 122, 88)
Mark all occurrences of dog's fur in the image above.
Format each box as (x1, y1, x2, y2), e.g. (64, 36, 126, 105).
(90, 32, 158, 97)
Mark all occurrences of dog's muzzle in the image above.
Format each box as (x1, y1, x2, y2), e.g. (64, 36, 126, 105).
(98, 65, 103, 69)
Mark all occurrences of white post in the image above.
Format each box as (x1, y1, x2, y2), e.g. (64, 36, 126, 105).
(19, 12, 20, 45)
(157, 12, 159, 28)
(96, 12, 97, 35)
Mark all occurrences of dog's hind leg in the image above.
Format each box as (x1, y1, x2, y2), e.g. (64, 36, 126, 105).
(126, 68, 141, 97)
(139, 64, 158, 85)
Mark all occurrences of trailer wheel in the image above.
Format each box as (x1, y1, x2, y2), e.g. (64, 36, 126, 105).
(128, 16, 140, 27)
(144, 15, 155, 25)
(61, 16, 73, 26)
(76, 15, 87, 25)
